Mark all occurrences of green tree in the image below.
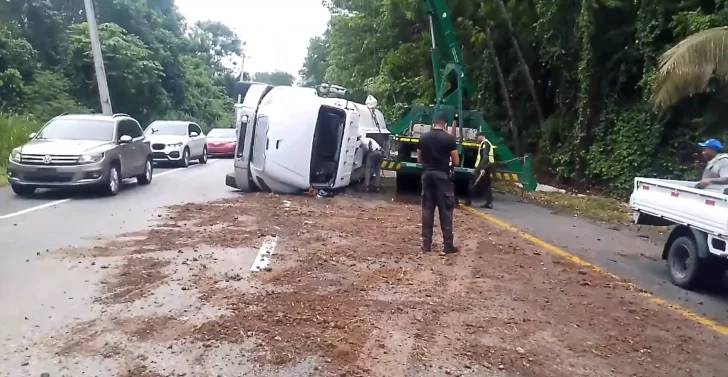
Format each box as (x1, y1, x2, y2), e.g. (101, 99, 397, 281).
(653, 26, 728, 110)
(253, 71, 296, 86)
(299, 36, 329, 88)
(310, 0, 728, 197)
(65, 22, 167, 124)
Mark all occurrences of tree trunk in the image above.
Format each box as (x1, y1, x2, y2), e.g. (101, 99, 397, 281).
(496, 0, 545, 128)
(484, 24, 521, 156)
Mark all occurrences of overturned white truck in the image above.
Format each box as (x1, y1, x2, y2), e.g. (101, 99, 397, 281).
(225, 82, 389, 193)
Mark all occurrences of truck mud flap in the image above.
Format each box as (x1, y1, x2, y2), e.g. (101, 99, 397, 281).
(225, 173, 238, 189)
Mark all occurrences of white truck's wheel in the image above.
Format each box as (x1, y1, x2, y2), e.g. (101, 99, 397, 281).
(667, 236, 703, 289)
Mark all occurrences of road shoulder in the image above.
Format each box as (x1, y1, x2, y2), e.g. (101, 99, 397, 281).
(475, 192, 728, 323)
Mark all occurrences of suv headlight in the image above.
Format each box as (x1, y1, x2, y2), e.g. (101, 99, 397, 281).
(166, 142, 183, 147)
(9, 148, 20, 162)
(78, 153, 104, 164)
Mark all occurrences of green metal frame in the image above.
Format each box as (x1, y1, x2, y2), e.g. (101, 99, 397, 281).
(384, 0, 537, 192)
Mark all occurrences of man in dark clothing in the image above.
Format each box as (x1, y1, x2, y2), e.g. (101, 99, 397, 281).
(465, 132, 494, 208)
(417, 113, 460, 255)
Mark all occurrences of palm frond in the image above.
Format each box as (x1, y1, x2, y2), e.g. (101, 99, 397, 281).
(652, 26, 728, 109)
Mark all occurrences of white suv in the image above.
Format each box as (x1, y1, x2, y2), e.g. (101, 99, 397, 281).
(144, 121, 208, 167)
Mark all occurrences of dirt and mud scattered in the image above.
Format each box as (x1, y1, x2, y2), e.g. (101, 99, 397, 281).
(45, 193, 728, 376)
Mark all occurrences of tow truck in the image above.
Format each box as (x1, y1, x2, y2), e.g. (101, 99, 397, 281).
(380, 0, 537, 194)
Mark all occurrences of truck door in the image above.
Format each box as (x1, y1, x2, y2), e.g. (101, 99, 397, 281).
(332, 111, 360, 188)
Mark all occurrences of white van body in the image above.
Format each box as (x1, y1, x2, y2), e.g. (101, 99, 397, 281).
(225, 84, 389, 193)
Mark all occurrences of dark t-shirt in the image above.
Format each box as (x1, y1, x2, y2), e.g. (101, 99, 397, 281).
(417, 129, 457, 172)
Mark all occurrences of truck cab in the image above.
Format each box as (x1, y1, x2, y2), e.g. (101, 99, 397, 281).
(226, 83, 378, 193)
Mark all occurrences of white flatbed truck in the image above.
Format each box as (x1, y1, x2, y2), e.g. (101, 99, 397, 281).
(630, 177, 728, 289)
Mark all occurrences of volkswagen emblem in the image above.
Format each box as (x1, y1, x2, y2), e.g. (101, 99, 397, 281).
(43, 155, 52, 164)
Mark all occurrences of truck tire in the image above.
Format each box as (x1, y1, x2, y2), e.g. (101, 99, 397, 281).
(667, 235, 703, 289)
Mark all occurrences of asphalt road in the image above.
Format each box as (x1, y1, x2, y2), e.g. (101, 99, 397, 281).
(2, 165, 728, 373)
(0, 159, 238, 374)
(469, 193, 728, 324)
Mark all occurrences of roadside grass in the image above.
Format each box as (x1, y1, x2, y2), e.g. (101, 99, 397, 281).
(494, 182, 632, 224)
(0, 113, 43, 187)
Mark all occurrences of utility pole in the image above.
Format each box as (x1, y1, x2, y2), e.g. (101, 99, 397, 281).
(237, 42, 249, 103)
(238, 42, 249, 82)
(83, 0, 113, 114)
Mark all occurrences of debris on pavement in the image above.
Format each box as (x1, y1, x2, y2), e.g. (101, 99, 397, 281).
(41, 193, 728, 376)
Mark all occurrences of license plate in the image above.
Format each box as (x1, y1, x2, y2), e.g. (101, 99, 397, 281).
(35, 167, 57, 173)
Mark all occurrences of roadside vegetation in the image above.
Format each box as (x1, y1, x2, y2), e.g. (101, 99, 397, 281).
(302, 0, 728, 202)
(0, 113, 42, 186)
(0, 0, 298, 184)
(494, 182, 632, 224)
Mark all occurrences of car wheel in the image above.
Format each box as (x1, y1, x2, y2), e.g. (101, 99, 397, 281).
(11, 184, 36, 197)
(199, 146, 208, 164)
(667, 236, 703, 289)
(137, 158, 153, 185)
(180, 148, 190, 168)
(102, 163, 121, 196)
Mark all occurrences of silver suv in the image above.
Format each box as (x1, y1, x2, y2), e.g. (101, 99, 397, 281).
(7, 113, 154, 197)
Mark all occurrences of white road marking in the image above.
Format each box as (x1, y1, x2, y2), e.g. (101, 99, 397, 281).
(250, 236, 278, 272)
(155, 167, 184, 178)
(0, 160, 221, 220)
(0, 199, 71, 219)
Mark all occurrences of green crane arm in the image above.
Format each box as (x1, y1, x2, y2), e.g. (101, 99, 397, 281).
(423, 0, 474, 116)
(385, 0, 538, 191)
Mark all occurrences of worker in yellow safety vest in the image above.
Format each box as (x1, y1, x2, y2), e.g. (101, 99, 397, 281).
(464, 132, 495, 208)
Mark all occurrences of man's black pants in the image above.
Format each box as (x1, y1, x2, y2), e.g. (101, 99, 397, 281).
(421, 170, 456, 250)
(467, 165, 493, 205)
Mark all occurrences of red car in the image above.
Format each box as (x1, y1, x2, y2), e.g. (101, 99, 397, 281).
(206, 128, 237, 157)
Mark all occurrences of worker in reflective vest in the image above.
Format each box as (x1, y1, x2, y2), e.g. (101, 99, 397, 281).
(465, 132, 494, 208)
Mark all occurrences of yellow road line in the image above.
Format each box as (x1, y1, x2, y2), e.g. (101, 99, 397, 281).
(460, 205, 728, 335)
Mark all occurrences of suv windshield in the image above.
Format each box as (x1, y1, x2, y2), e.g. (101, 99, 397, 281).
(145, 122, 186, 136)
(207, 128, 236, 138)
(35, 119, 114, 141)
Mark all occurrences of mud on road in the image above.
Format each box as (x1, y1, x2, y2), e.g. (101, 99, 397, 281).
(43, 194, 727, 376)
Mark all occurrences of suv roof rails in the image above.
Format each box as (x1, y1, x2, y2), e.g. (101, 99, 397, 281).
(112, 113, 130, 118)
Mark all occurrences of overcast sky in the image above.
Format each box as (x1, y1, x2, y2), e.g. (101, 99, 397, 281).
(175, 0, 331, 76)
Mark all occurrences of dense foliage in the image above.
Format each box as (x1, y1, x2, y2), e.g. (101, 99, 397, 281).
(253, 71, 296, 86)
(300, 0, 728, 196)
(0, 0, 247, 166)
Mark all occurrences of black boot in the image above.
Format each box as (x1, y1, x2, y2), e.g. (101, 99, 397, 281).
(440, 245, 459, 255)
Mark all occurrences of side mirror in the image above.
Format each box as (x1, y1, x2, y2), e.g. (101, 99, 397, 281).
(190, 132, 199, 137)
(119, 135, 132, 143)
(365, 95, 378, 109)
(29, 132, 36, 138)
